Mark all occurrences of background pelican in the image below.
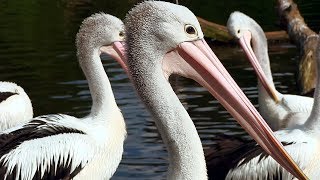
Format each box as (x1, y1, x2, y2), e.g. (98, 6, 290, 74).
(206, 22, 320, 180)
(0, 82, 33, 131)
(0, 13, 126, 179)
(227, 11, 314, 130)
(125, 1, 306, 179)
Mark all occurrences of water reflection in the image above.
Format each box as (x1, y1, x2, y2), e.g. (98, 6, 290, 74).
(0, 0, 310, 179)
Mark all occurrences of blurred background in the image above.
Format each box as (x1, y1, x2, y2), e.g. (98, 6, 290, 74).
(0, 0, 319, 179)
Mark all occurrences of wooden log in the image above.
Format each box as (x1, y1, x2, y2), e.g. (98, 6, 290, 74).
(265, 31, 289, 41)
(197, 17, 232, 42)
(197, 16, 289, 43)
(277, 0, 318, 96)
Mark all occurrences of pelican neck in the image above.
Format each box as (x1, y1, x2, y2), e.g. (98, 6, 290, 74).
(127, 44, 207, 179)
(77, 44, 118, 118)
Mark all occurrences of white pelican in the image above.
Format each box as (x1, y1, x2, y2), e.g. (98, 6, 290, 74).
(0, 13, 126, 179)
(205, 12, 320, 180)
(227, 11, 314, 130)
(125, 1, 306, 179)
(0, 82, 33, 131)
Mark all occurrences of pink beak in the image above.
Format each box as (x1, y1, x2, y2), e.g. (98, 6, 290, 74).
(238, 30, 280, 103)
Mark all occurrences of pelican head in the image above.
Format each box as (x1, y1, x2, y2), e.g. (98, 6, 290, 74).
(76, 13, 126, 70)
(125, 1, 223, 85)
(227, 11, 280, 103)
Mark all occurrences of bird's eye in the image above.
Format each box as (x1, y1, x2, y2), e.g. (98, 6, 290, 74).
(237, 30, 241, 34)
(119, 31, 124, 38)
(185, 24, 197, 36)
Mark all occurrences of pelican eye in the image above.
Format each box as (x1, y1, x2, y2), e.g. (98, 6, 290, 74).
(185, 25, 197, 36)
(237, 30, 240, 34)
(119, 31, 124, 38)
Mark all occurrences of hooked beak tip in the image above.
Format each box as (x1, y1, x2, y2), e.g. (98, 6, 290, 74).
(274, 96, 280, 104)
(271, 90, 280, 104)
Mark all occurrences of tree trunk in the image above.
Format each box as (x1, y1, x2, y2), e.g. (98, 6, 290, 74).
(277, 0, 318, 96)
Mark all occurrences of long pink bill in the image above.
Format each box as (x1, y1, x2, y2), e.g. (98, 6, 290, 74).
(176, 39, 307, 180)
(239, 31, 280, 103)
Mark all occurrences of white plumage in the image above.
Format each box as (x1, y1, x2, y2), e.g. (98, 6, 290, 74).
(0, 81, 33, 131)
(227, 11, 314, 130)
(0, 13, 126, 180)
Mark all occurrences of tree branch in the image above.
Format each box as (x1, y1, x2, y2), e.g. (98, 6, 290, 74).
(277, 0, 318, 95)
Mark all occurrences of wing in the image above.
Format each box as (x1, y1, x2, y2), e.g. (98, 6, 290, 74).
(0, 114, 94, 180)
(205, 134, 268, 179)
(208, 130, 318, 180)
(282, 94, 313, 114)
(205, 134, 301, 180)
(280, 95, 314, 128)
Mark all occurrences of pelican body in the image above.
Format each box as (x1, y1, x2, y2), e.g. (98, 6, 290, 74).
(0, 13, 126, 179)
(0, 82, 33, 131)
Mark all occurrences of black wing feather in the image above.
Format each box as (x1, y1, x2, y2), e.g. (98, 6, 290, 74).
(1, 153, 85, 180)
(205, 134, 294, 180)
(0, 92, 17, 103)
(0, 114, 86, 180)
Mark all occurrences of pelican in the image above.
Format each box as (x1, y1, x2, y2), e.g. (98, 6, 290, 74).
(227, 11, 314, 130)
(205, 34, 320, 179)
(0, 82, 33, 131)
(205, 12, 320, 180)
(0, 13, 126, 179)
(124, 1, 306, 179)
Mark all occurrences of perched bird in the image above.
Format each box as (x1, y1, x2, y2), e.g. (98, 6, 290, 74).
(227, 11, 314, 130)
(125, 1, 306, 179)
(206, 19, 320, 179)
(0, 82, 33, 131)
(0, 13, 126, 179)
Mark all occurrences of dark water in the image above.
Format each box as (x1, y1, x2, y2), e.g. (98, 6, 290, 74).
(0, 0, 316, 179)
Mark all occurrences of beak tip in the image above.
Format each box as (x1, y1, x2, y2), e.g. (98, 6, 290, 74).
(272, 93, 280, 104)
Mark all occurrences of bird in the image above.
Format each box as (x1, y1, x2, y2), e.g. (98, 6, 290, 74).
(0, 13, 126, 179)
(0, 82, 33, 131)
(227, 11, 314, 131)
(124, 1, 306, 179)
(206, 15, 320, 180)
